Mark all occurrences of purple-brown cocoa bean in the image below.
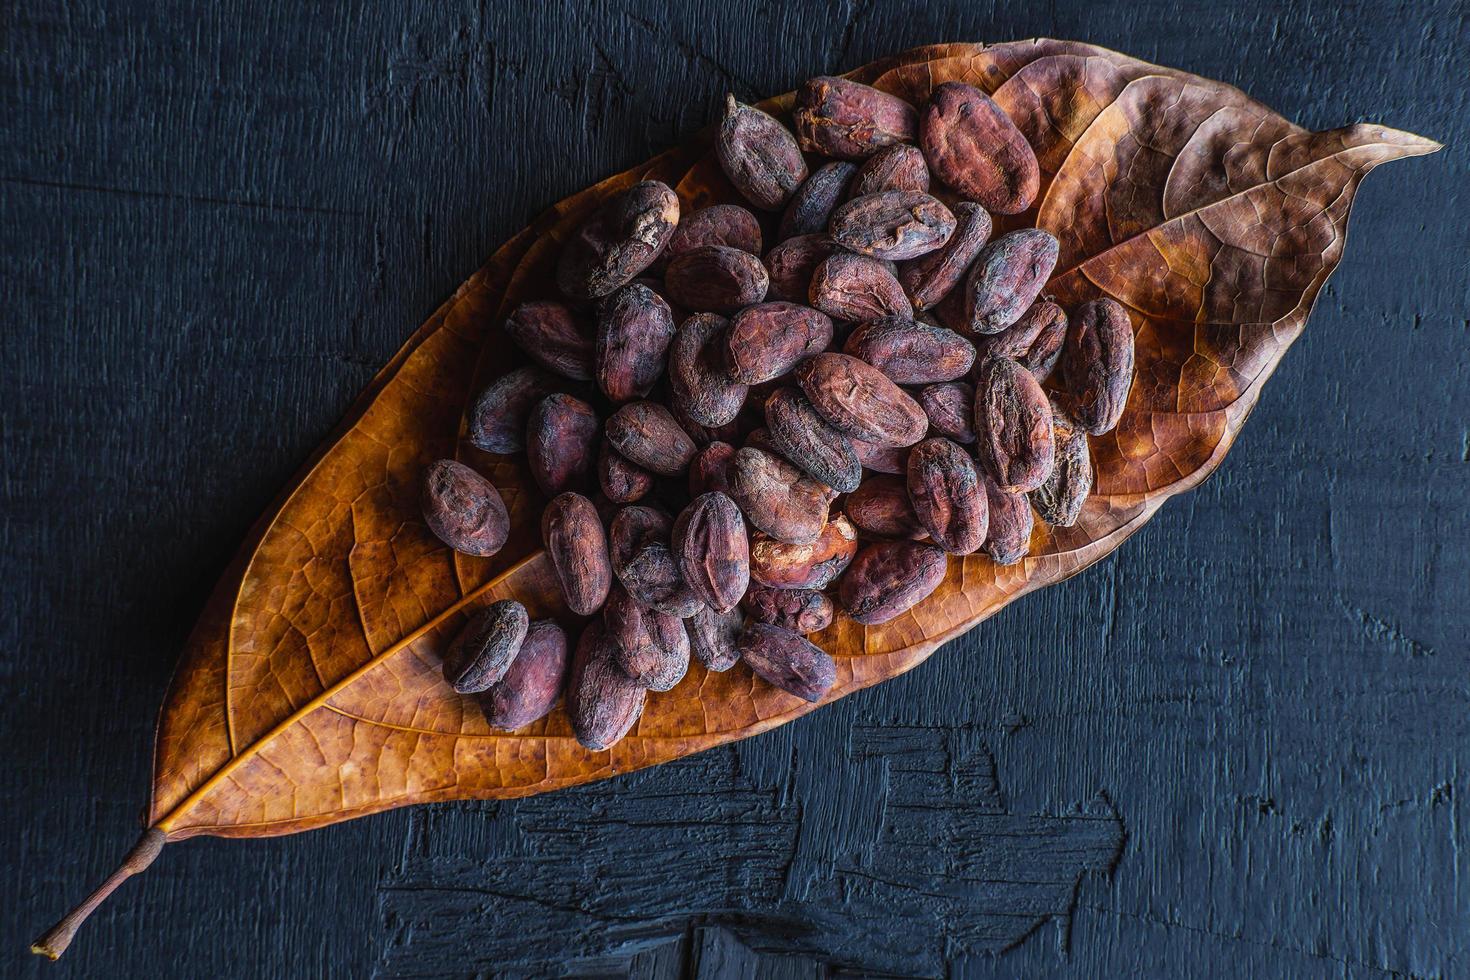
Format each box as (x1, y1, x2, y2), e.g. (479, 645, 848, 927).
(748, 513, 858, 590)
(743, 584, 834, 635)
(598, 439, 654, 503)
(842, 316, 975, 384)
(605, 401, 697, 476)
(503, 300, 595, 380)
(673, 401, 743, 447)
(478, 619, 569, 730)
(665, 245, 769, 314)
(829, 191, 956, 262)
(974, 357, 1055, 493)
(688, 603, 743, 672)
(794, 353, 927, 447)
(617, 541, 704, 618)
(837, 541, 948, 625)
(595, 283, 676, 403)
(920, 81, 1040, 215)
(982, 473, 1034, 565)
(727, 447, 835, 546)
(716, 95, 809, 211)
(906, 437, 988, 554)
(527, 393, 599, 496)
(897, 202, 992, 311)
(421, 459, 510, 557)
(442, 599, 529, 694)
(468, 366, 561, 455)
(608, 505, 672, 573)
(964, 229, 1059, 335)
(557, 180, 679, 300)
(1060, 297, 1135, 436)
(672, 491, 750, 613)
(851, 437, 908, 474)
(659, 203, 762, 270)
(845, 475, 927, 539)
(974, 299, 1068, 383)
(567, 621, 646, 750)
(724, 301, 834, 385)
(688, 440, 736, 497)
(737, 621, 837, 702)
(918, 381, 976, 443)
(764, 387, 862, 493)
(792, 76, 918, 160)
(1029, 400, 1093, 527)
(764, 234, 833, 302)
(808, 251, 912, 322)
(602, 584, 690, 692)
(541, 492, 613, 616)
(778, 162, 856, 241)
(850, 143, 930, 197)
(669, 313, 748, 427)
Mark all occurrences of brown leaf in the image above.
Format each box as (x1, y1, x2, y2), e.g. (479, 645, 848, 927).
(35, 39, 1436, 959)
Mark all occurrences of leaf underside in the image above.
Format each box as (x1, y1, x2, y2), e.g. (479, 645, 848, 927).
(145, 39, 1437, 840)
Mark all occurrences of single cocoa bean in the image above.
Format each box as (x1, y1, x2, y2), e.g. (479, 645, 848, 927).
(744, 584, 834, 635)
(850, 143, 930, 197)
(442, 599, 529, 694)
(598, 438, 654, 503)
(724, 302, 834, 385)
(727, 446, 835, 546)
(716, 95, 808, 211)
(595, 283, 676, 402)
(605, 401, 697, 476)
(689, 440, 736, 497)
(748, 513, 858, 589)
(468, 366, 561, 455)
(672, 491, 750, 613)
(618, 540, 704, 618)
(608, 505, 672, 573)
(1061, 297, 1135, 436)
(846, 474, 927, 539)
(567, 621, 646, 750)
(1030, 400, 1093, 527)
(665, 245, 769, 314)
(557, 180, 679, 300)
(669, 312, 748, 427)
(764, 234, 832, 302)
(920, 81, 1040, 215)
(603, 584, 690, 692)
(974, 357, 1055, 493)
(982, 473, 1034, 565)
(503, 300, 595, 380)
(897, 202, 993, 311)
(964, 229, 1059, 335)
(918, 381, 975, 443)
(843, 316, 975, 384)
(778, 162, 857, 240)
(795, 353, 927, 447)
(906, 437, 988, 554)
(838, 541, 948, 625)
(738, 621, 837, 702)
(660, 204, 762, 269)
(421, 459, 510, 556)
(974, 300, 1068, 383)
(793, 76, 918, 160)
(541, 492, 614, 615)
(851, 437, 909, 474)
(808, 251, 912, 322)
(763, 386, 862, 493)
(526, 393, 599, 496)
(479, 619, 569, 730)
(829, 191, 956, 262)
(687, 604, 743, 672)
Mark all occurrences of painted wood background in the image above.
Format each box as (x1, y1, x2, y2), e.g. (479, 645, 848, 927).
(3, 1, 1465, 976)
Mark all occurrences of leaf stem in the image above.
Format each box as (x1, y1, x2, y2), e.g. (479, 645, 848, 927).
(30, 829, 166, 960)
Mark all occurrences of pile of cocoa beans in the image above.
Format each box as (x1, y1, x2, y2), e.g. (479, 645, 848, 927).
(421, 76, 1135, 750)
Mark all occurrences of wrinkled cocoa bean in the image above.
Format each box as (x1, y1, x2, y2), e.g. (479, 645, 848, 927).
(526, 393, 599, 496)
(898, 202, 992, 312)
(442, 599, 529, 694)
(763, 386, 862, 493)
(793, 76, 918, 160)
(838, 541, 948, 625)
(669, 313, 748, 427)
(843, 316, 975, 384)
(617, 541, 704, 618)
(845, 475, 927, 539)
(468, 366, 562, 455)
(830, 191, 956, 262)
(851, 437, 909, 474)
(609, 505, 672, 572)
(764, 234, 832, 302)
(982, 473, 1034, 565)
(920, 81, 1040, 215)
(918, 381, 975, 443)
(748, 513, 858, 589)
(716, 95, 809, 211)
(795, 353, 927, 448)
(686, 604, 742, 672)
(1030, 400, 1093, 527)
(850, 143, 930, 197)
(557, 180, 679, 300)
(602, 584, 691, 692)
(672, 491, 750, 613)
(598, 439, 654, 503)
(665, 245, 769, 314)
(724, 301, 834, 385)
(596, 283, 676, 403)
(727, 446, 835, 546)
(567, 621, 646, 750)
(503, 300, 595, 380)
(660, 204, 762, 269)
(738, 622, 837, 702)
(479, 619, 569, 730)
(673, 401, 742, 447)
(744, 585, 834, 634)
(605, 401, 697, 476)
(964, 229, 1059, 335)
(689, 440, 736, 497)
(778, 162, 857, 240)
(422, 459, 510, 557)
(974, 299, 1067, 383)
(808, 251, 912, 322)
(1061, 297, 1135, 436)
(907, 437, 988, 554)
(541, 492, 613, 615)
(974, 357, 1055, 493)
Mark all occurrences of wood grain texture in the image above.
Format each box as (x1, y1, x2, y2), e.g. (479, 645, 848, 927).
(3, 1, 1465, 977)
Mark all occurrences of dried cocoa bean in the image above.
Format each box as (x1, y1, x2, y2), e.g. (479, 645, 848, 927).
(778, 162, 856, 240)
(845, 475, 927, 539)
(792, 76, 918, 160)
(795, 353, 927, 448)
(595, 283, 676, 403)
(468, 366, 561, 455)
(442, 599, 529, 694)
(764, 234, 832, 302)
(843, 316, 975, 384)
(672, 491, 750, 613)
(964, 229, 1059, 335)
(603, 584, 690, 692)
(567, 621, 646, 750)
(723, 301, 833, 386)
(665, 245, 769, 314)
(932, 282, 969, 334)
(688, 440, 736, 497)
(906, 437, 988, 554)
(526, 393, 599, 496)
(660, 204, 762, 269)
(605, 401, 697, 476)
(673, 401, 742, 447)
(737, 622, 837, 702)
(608, 505, 672, 572)
(743, 585, 834, 635)
(669, 313, 748, 427)
(479, 619, 569, 730)
(727, 446, 835, 546)
(974, 300, 1067, 383)
(1030, 400, 1093, 527)
(851, 437, 908, 474)
(974, 357, 1055, 493)
(598, 438, 654, 503)
(421, 459, 510, 557)
(850, 143, 930, 197)
(618, 541, 704, 618)
(918, 381, 975, 443)
(920, 81, 1040, 215)
(716, 95, 808, 211)
(541, 492, 614, 615)
(1060, 297, 1134, 435)
(837, 540, 948, 625)
(748, 513, 857, 589)
(982, 473, 1034, 565)
(763, 386, 862, 493)
(897, 202, 992, 312)
(808, 251, 912, 322)
(503, 300, 595, 380)
(829, 191, 956, 262)
(688, 604, 743, 672)
(557, 180, 679, 300)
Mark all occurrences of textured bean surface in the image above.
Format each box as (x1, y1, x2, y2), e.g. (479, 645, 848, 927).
(747, 513, 858, 590)
(668, 313, 747, 427)
(526, 393, 599, 496)
(604, 401, 696, 476)
(725, 302, 833, 385)
(727, 446, 834, 545)
(715, 95, 808, 211)
(898, 201, 992, 312)
(503, 300, 595, 380)
(763, 386, 862, 493)
(467, 366, 561, 455)
(808, 250, 913, 322)
(420, 459, 510, 557)
(595, 282, 675, 402)
(541, 492, 613, 615)
(920, 81, 1040, 214)
(664, 244, 769, 313)
(441, 600, 530, 694)
(828, 191, 956, 262)
(477, 620, 570, 731)
(845, 474, 927, 539)
(906, 437, 988, 554)
(964, 229, 1060, 335)
(795, 353, 927, 447)
(567, 622, 646, 751)
(843, 316, 975, 384)
(672, 492, 750, 613)
(737, 622, 837, 702)
(973, 357, 1055, 493)
(837, 540, 949, 625)
(777, 161, 855, 240)
(556, 180, 679, 299)
(792, 75, 918, 159)
(743, 585, 835, 635)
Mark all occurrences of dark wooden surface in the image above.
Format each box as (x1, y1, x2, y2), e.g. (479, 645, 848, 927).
(3, 2, 1466, 977)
